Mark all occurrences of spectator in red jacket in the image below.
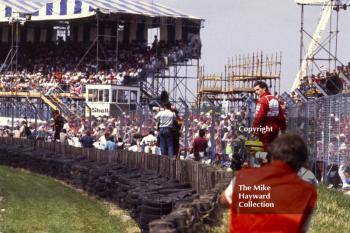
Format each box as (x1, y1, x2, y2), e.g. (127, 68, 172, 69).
(221, 134, 317, 233)
(253, 81, 287, 149)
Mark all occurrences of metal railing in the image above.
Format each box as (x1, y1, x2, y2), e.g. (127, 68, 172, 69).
(46, 85, 85, 119)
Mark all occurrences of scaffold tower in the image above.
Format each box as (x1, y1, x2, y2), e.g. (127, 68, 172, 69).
(197, 52, 282, 111)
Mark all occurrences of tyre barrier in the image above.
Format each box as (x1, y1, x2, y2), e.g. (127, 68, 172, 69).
(0, 141, 231, 233)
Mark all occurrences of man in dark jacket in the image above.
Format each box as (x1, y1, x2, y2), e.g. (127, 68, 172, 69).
(80, 130, 95, 148)
(53, 110, 64, 141)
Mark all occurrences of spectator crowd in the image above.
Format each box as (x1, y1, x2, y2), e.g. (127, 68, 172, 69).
(291, 63, 350, 103)
(0, 104, 251, 164)
(0, 38, 198, 95)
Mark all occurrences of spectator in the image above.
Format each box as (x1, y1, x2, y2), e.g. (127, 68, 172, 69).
(152, 35, 158, 51)
(53, 110, 64, 141)
(190, 129, 208, 161)
(128, 140, 140, 152)
(20, 121, 31, 138)
(116, 137, 124, 150)
(104, 136, 117, 151)
(338, 135, 350, 190)
(13, 126, 21, 138)
(155, 102, 176, 156)
(140, 131, 158, 154)
(80, 130, 94, 148)
(220, 134, 317, 233)
(59, 129, 68, 144)
(172, 109, 182, 157)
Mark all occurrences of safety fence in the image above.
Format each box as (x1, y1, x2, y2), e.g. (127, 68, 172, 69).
(287, 93, 350, 184)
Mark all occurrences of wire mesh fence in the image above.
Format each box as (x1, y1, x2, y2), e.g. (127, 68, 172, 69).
(288, 93, 350, 186)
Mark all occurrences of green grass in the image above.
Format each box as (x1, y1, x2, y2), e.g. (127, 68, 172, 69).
(0, 166, 139, 233)
(308, 186, 350, 233)
(1, 165, 349, 233)
(205, 186, 350, 233)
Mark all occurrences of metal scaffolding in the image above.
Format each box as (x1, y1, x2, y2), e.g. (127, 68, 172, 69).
(197, 52, 281, 111)
(292, 0, 350, 91)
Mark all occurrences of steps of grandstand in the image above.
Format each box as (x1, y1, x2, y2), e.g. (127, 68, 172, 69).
(0, 90, 85, 120)
(140, 73, 176, 103)
(42, 87, 85, 120)
(140, 81, 159, 99)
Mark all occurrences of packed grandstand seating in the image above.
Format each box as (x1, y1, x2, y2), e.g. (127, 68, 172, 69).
(0, 34, 206, 158)
(0, 39, 199, 94)
(291, 63, 350, 103)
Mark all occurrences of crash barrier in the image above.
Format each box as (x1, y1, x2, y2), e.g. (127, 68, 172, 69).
(287, 92, 350, 185)
(0, 137, 232, 233)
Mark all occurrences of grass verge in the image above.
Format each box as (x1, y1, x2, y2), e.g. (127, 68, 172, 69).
(0, 165, 139, 233)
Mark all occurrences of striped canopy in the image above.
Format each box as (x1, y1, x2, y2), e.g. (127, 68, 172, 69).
(0, 0, 199, 22)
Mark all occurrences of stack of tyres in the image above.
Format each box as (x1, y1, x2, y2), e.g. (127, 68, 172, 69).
(125, 189, 142, 217)
(0, 146, 210, 233)
(138, 185, 197, 232)
(109, 167, 130, 201)
(149, 219, 176, 233)
(25, 151, 43, 173)
(57, 158, 75, 182)
(41, 156, 57, 177)
(162, 208, 196, 233)
(148, 192, 223, 233)
(86, 167, 109, 197)
(139, 194, 173, 232)
(50, 154, 69, 179)
(70, 163, 90, 189)
(110, 173, 120, 201)
(7, 145, 31, 168)
(116, 176, 135, 209)
(0, 144, 11, 165)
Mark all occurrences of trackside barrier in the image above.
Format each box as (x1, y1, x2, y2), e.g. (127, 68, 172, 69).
(0, 137, 232, 233)
(0, 137, 232, 195)
(287, 92, 350, 185)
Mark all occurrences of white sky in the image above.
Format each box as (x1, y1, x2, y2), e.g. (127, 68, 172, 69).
(153, 0, 350, 92)
(34, 0, 350, 92)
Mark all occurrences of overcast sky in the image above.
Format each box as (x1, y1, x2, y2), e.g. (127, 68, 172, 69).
(34, 0, 350, 92)
(153, 0, 350, 92)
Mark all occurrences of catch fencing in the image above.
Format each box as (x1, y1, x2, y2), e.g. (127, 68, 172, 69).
(287, 93, 350, 183)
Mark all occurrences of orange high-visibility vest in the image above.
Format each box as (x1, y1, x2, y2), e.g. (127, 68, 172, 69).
(230, 160, 317, 233)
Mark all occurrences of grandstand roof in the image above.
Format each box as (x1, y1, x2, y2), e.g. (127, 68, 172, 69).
(0, 0, 200, 23)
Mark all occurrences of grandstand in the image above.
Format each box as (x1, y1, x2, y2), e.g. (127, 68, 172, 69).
(0, 0, 203, 122)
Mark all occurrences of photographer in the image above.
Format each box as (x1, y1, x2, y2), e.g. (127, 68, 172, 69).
(221, 134, 317, 233)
